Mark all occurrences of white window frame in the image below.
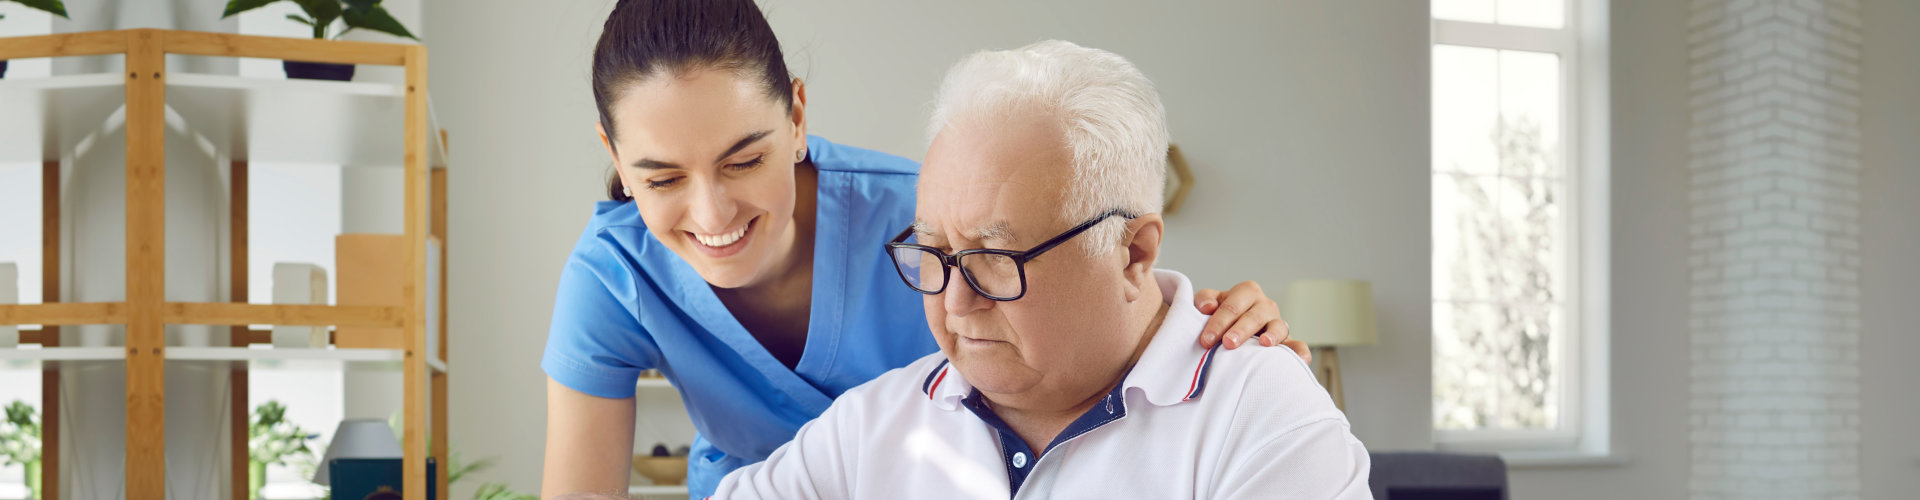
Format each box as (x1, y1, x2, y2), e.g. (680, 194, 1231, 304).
(1430, 0, 1612, 461)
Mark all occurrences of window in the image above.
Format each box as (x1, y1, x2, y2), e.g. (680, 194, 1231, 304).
(1431, 0, 1609, 454)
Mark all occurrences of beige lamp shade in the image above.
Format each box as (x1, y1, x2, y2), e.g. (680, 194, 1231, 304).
(1280, 280, 1379, 346)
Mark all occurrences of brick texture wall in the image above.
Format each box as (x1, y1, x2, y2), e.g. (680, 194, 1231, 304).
(1688, 0, 1864, 498)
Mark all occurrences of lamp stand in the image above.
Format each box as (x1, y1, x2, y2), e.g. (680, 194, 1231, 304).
(1312, 346, 1346, 411)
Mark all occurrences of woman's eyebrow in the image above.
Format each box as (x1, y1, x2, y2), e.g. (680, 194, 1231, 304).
(715, 129, 774, 162)
(629, 129, 774, 170)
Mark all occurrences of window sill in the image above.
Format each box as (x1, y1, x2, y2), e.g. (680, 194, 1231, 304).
(1499, 450, 1628, 469)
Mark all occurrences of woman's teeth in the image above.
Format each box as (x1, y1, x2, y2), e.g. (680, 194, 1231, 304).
(695, 225, 748, 247)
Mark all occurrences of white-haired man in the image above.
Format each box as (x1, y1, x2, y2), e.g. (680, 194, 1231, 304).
(710, 40, 1371, 499)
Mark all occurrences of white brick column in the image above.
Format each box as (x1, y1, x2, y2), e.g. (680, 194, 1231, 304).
(1688, 0, 1863, 498)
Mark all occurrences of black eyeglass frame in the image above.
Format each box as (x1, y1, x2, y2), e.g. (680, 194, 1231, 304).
(885, 209, 1138, 301)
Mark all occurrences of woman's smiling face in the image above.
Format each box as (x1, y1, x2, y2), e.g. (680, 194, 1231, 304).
(598, 68, 808, 289)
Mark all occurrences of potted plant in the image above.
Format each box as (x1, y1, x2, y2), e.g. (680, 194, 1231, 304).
(250, 400, 317, 500)
(220, 0, 417, 81)
(0, 401, 41, 499)
(0, 0, 71, 79)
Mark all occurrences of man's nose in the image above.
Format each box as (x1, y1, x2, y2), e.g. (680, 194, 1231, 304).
(943, 272, 994, 315)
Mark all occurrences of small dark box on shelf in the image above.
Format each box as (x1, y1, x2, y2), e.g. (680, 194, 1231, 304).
(329, 457, 437, 500)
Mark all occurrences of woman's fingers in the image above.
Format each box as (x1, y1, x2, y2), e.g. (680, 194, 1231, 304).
(1214, 282, 1275, 349)
(1193, 288, 1227, 347)
(1281, 338, 1313, 364)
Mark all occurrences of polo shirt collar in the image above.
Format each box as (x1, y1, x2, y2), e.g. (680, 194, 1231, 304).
(918, 269, 1220, 411)
(1123, 269, 1224, 407)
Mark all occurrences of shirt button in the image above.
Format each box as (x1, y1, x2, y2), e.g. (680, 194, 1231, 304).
(1012, 452, 1029, 468)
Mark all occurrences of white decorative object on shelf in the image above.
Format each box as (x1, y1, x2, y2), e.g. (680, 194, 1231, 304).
(0, 262, 16, 348)
(272, 263, 329, 348)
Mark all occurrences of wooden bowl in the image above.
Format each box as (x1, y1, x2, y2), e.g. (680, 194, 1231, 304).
(631, 456, 689, 486)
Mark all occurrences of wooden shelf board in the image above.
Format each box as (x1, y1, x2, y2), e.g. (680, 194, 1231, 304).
(0, 346, 445, 373)
(0, 346, 125, 362)
(163, 302, 406, 328)
(0, 302, 129, 325)
(169, 346, 447, 373)
(0, 71, 448, 167)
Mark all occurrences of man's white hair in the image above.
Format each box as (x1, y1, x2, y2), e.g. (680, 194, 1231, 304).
(926, 40, 1169, 256)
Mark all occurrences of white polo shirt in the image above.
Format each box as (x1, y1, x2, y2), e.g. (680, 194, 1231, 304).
(711, 269, 1372, 499)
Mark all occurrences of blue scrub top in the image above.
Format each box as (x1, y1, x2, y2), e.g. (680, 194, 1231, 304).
(541, 136, 938, 498)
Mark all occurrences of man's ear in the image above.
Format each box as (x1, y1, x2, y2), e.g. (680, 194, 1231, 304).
(790, 77, 809, 147)
(1120, 213, 1165, 302)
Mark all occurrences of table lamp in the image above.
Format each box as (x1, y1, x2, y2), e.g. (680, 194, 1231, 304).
(1280, 280, 1378, 411)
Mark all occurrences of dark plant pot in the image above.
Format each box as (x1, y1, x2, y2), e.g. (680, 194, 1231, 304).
(283, 60, 355, 81)
(1, 60, 9, 79)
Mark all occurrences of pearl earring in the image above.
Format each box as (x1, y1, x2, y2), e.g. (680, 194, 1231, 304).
(622, 186, 632, 196)
(796, 148, 807, 162)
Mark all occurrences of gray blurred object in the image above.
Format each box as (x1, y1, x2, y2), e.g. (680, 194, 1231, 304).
(1368, 452, 1508, 500)
(313, 418, 404, 487)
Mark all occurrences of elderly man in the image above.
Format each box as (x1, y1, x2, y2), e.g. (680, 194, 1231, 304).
(710, 40, 1371, 499)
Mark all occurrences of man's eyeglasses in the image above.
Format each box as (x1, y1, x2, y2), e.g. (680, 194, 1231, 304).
(885, 209, 1137, 301)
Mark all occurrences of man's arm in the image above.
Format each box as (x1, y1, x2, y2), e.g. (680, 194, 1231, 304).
(1215, 418, 1373, 499)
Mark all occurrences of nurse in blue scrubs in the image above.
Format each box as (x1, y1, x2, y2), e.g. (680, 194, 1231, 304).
(539, 1, 1309, 498)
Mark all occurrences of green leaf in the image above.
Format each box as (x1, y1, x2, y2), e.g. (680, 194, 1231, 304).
(284, 13, 313, 26)
(341, 5, 416, 40)
(291, 0, 341, 31)
(13, 0, 69, 18)
(341, 0, 380, 13)
(221, 0, 282, 18)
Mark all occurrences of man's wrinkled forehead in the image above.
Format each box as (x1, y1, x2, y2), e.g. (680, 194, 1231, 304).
(912, 218, 1014, 244)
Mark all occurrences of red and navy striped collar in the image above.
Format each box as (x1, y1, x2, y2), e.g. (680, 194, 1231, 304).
(917, 269, 1222, 410)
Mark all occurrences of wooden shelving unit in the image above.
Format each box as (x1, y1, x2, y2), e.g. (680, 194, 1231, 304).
(0, 29, 449, 500)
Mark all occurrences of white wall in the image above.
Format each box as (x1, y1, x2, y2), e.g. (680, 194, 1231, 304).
(1856, 0, 1920, 495)
(423, 1, 620, 497)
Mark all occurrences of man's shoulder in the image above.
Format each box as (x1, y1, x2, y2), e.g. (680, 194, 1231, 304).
(1194, 341, 1349, 431)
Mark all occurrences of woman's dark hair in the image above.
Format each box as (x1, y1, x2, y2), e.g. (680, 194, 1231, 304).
(595, 0, 795, 202)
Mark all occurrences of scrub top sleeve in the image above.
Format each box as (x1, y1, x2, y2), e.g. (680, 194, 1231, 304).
(541, 241, 660, 400)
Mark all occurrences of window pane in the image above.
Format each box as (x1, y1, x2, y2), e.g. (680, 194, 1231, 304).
(1433, 45, 1501, 177)
(1434, 302, 1561, 430)
(1433, 46, 1562, 178)
(1436, 0, 1563, 28)
(1497, 50, 1563, 177)
(1434, 0, 1496, 23)
(1496, 177, 1564, 304)
(1432, 173, 1499, 302)
(1433, 44, 1568, 433)
(1498, 0, 1566, 29)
